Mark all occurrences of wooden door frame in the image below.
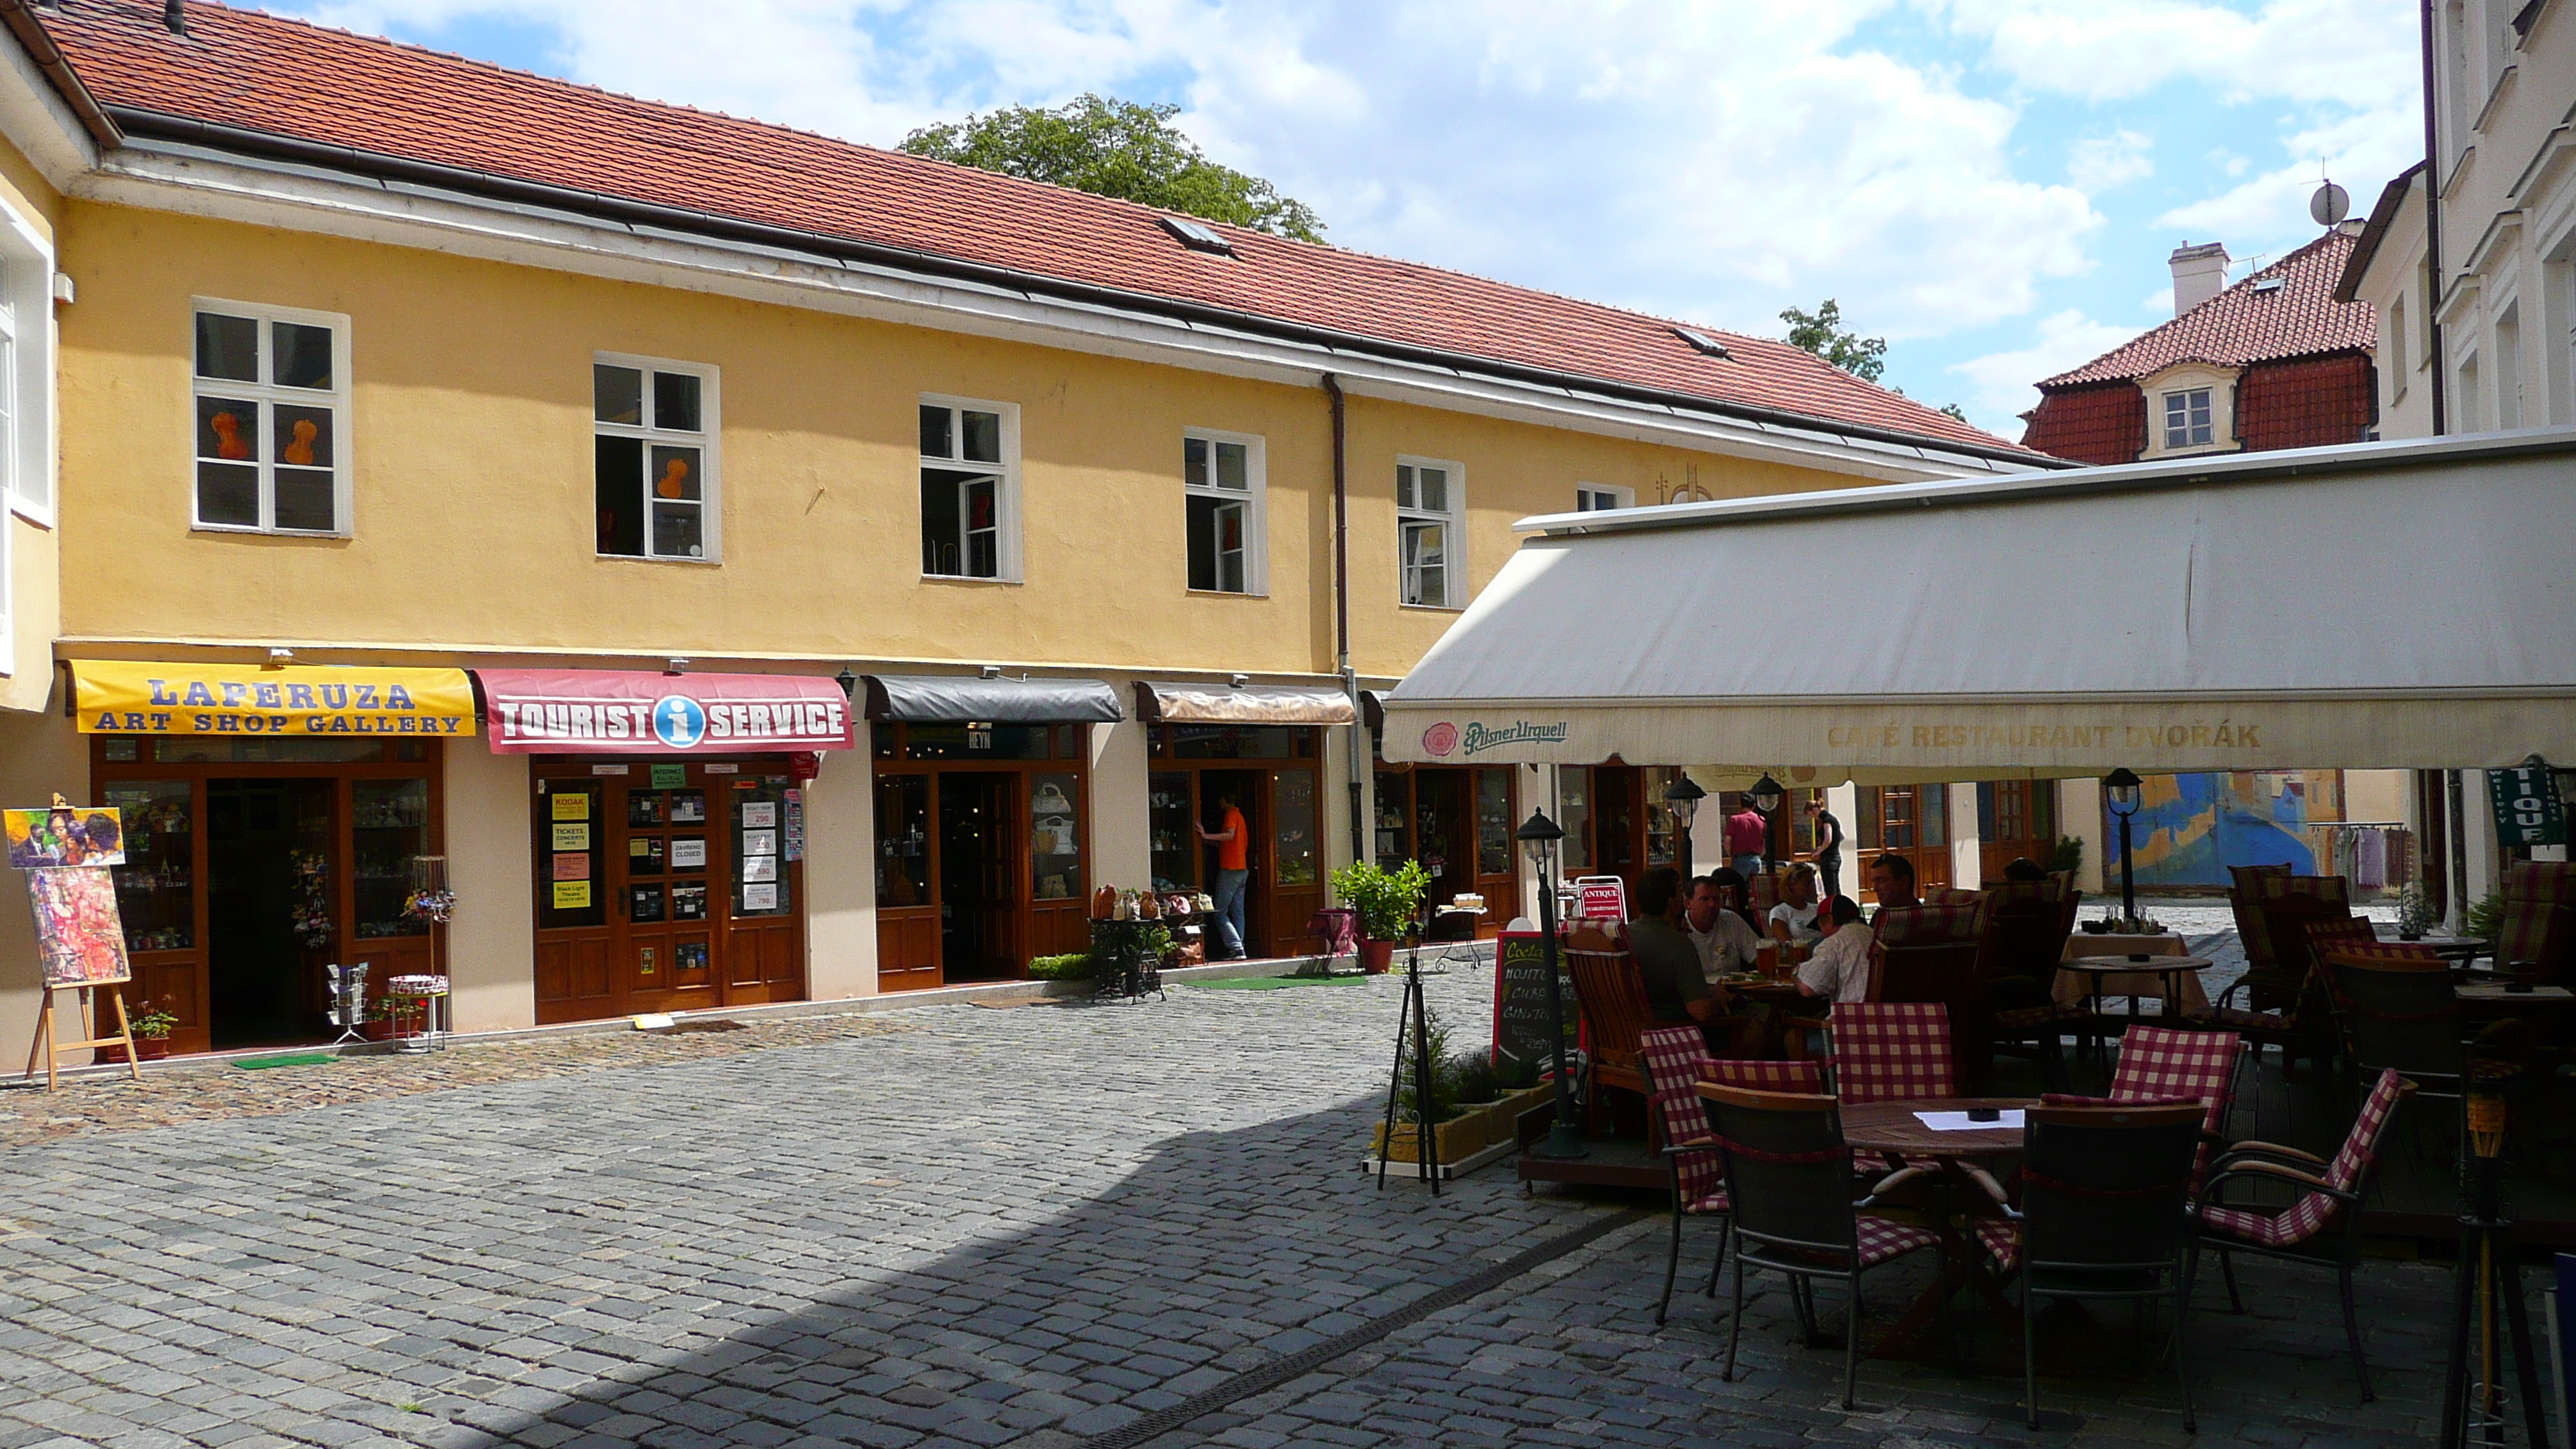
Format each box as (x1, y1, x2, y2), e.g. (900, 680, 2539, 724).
(868, 723, 1094, 988)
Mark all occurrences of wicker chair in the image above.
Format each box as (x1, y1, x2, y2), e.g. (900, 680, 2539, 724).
(1982, 892, 2084, 1091)
(1871, 903, 1985, 1087)
(1704, 1084, 1941, 1409)
(1564, 927, 1657, 1139)
(2497, 860, 2576, 978)
(2190, 1067, 2411, 1403)
(1969, 1104, 2204, 1432)
(2202, 875, 2353, 1078)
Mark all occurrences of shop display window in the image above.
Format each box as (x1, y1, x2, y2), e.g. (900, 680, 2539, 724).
(875, 774, 930, 905)
(731, 776, 793, 917)
(352, 779, 431, 938)
(1373, 770, 1411, 871)
(1476, 770, 1513, 877)
(1030, 772, 1081, 900)
(538, 781, 605, 928)
(104, 780, 192, 953)
(1273, 772, 1318, 886)
(1148, 773, 1196, 891)
(1643, 766, 1680, 868)
(1558, 767, 1595, 872)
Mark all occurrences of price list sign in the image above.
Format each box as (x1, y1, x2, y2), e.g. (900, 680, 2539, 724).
(1490, 930, 1578, 1069)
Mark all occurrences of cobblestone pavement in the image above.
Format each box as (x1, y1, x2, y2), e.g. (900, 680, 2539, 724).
(0, 939, 2444, 1449)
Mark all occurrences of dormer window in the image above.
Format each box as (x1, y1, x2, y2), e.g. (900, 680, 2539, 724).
(2163, 388, 2214, 449)
(2138, 362, 2241, 460)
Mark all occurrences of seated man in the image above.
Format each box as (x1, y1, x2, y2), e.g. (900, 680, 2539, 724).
(1687, 869, 1763, 981)
(1629, 867, 1757, 1053)
(1795, 895, 1873, 1003)
(1868, 852, 1920, 922)
(1767, 862, 1822, 945)
(2003, 856, 2047, 883)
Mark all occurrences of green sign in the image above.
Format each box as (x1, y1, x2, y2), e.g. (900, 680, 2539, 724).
(2487, 764, 2567, 848)
(651, 763, 687, 790)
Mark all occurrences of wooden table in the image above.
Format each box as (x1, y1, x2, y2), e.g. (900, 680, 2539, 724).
(2062, 931, 2184, 961)
(1840, 1097, 2038, 1159)
(2458, 983, 2575, 1005)
(2058, 955, 2213, 1020)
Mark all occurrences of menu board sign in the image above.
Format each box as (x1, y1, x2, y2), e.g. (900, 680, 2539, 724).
(1491, 930, 1577, 1069)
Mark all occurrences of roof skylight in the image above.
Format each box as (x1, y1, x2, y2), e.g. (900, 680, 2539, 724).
(1673, 327, 1732, 358)
(2249, 276, 2286, 295)
(1157, 216, 1235, 256)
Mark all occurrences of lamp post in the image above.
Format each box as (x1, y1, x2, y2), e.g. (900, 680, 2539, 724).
(1663, 774, 1707, 879)
(2105, 768, 2143, 930)
(1745, 772, 1786, 896)
(1518, 809, 1586, 1160)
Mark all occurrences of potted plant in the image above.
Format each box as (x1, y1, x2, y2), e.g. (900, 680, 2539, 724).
(2393, 885, 2435, 941)
(129, 1002, 178, 1061)
(361, 1000, 396, 1043)
(1329, 858, 1430, 974)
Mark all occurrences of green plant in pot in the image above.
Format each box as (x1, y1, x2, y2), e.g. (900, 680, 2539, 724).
(1329, 858, 1430, 974)
(129, 1002, 178, 1061)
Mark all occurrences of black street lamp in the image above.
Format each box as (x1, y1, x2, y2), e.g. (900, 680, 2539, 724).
(1663, 773, 1708, 879)
(2105, 768, 2143, 930)
(1518, 809, 1586, 1161)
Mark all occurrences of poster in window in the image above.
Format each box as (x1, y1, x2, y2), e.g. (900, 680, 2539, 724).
(552, 792, 590, 821)
(630, 884, 666, 922)
(741, 801, 777, 829)
(25, 868, 132, 987)
(742, 882, 779, 911)
(552, 880, 592, 909)
(672, 882, 707, 920)
(551, 822, 590, 851)
(551, 851, 591, 882)
(676, 940, 709, 973)
(629, 837, 665, 875)
(670, 836, 707, 870)
(783, 789, 804, 862)
(741, 829, 776, 858)
(742, 855, 777, 882)
(637, 944, 656, 976)
(651, 763, 687, 790)
(670, 791, 707, 824)
(628, 793, 663, 827)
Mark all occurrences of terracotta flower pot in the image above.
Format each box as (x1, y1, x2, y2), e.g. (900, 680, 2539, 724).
(1358, 939, 1396, 975)
(135, 1036, 170, 1061)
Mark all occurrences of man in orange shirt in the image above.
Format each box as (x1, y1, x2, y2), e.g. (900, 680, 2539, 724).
(1198, 793, 1250, 960)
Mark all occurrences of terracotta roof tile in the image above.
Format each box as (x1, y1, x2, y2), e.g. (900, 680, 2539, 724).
(2040, 231, 2376, 389)
(38, 1, 2029, 457)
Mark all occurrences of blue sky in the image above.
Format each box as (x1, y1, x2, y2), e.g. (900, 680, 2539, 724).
(289, 0, 2420, 441)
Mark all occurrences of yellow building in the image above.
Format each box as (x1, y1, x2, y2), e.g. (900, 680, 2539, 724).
(0, 0, 2044, 1056)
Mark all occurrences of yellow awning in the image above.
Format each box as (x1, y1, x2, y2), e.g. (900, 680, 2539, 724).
(71, 661, 477, 738)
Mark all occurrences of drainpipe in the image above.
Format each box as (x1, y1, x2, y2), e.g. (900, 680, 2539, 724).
(1326, 373, 1363, 870)
(2420, 0, 2458, 921)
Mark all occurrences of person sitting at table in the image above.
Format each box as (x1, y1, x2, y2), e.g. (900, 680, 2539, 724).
(1794, 895, 1873, 1002)
(1868, 853, 1919, 921)
(1687, 870, 1763, 981)
(1631, 868, 1762, 1053)
(1767, 862, 1822, 945)
(2003, 856, 2046, 883)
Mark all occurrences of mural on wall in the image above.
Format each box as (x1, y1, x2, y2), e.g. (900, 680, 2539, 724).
(2107, 772, 2343, 887)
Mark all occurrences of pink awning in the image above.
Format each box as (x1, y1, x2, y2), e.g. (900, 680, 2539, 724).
(473, 669, 855, 755)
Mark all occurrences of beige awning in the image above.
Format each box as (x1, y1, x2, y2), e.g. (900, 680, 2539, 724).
(1136, 680, 1357, 725)
(1382, 429, 2576, 777)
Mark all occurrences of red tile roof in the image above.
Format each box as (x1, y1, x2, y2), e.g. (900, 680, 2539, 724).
(2040, 231, 2375, 388)
(37, 0, 2028, 459)
(2018, 382, 2143, 466)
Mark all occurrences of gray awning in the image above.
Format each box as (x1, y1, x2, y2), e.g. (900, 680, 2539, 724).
(1136, 680, 1357, 725)
(862, 674, 1122, 724)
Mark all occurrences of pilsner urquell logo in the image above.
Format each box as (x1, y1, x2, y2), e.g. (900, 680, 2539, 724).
(1458, 720, 1571, 755)
(1421, 722, 1460, 757)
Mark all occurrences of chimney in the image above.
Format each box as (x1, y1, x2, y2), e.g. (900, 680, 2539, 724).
(163, 0, 185, 32)
(2170, 242, 2229, 317)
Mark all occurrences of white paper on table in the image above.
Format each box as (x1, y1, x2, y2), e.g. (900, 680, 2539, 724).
(1914, 1110, 2025, 1132)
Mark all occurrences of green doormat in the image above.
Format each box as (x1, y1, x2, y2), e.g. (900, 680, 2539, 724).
(1190, 974, 1375, 991)
(231, 1052, 341, 1070)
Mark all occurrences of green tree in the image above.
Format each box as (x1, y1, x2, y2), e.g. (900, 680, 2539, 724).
(1939, 402, 1970, 421)
(1778, 298, 1887, 383)
(902, 94, 1325, 243)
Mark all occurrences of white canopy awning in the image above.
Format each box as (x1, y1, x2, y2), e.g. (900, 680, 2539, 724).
(1382, 429, 2576, 777)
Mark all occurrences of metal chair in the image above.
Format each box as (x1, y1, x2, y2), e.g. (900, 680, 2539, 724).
(1970, 1103, 2204, 1432)
(1636, 1035, 1831, 1328)
(2190, 1067, 2411, 1403)
(1703, 1083, 1941, 1409)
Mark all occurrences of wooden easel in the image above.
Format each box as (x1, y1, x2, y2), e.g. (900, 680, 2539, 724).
(22, 981, 139, 1091)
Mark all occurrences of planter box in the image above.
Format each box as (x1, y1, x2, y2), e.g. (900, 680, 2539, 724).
(1371, 1112, 1488, 1166)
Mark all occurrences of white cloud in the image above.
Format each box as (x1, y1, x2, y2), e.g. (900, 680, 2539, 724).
(1948, 310, 2143, 431)
(2067, 130, 2153, 192)
(1935, 0, 2415, 107)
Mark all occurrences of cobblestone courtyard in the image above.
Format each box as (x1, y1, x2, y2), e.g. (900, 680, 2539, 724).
(0, 934, 2447, 1449)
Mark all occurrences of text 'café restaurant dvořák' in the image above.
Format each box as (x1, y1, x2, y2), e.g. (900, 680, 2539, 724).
(69, 659, 854, 1056)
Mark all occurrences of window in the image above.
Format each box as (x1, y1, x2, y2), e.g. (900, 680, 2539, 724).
(1575, 484, 1632, 512)
(192, 300, 351, 536)
(920, 396, 1018, 581)
(594, 355, 718, 560)
(2162, 388, 2213, 449)
(1184, 430, 1265, 594)
(1396, 456, 1464, 608)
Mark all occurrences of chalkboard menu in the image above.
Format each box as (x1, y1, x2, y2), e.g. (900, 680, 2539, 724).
(1491, 930, 1579, 1067)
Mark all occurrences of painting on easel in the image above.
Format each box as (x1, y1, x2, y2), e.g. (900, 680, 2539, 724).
(27, 865, 131, 987)
(10, 796, 139, 1089)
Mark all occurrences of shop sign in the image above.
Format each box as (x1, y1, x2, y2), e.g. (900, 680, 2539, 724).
(72, 661, 476, 738)
(2487, 764, 2567, 848)
(474, 669, 855, 755)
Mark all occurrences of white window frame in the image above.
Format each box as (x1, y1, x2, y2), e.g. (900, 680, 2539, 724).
(1574, 482, 1633, 512)
(189, 296, 354, 538)
(592, 351, 721, 564)
(1, 198, 48, 534)
(2138, 362, 2241, 459)
(1395, 454, 1466, 610)
(918, 393, 1022, 583)
(2162, 388, 2214, 449)
(1182, 427, 1266, 595)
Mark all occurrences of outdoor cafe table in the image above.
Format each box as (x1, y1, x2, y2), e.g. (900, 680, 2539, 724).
(2057, 955, 2214, 1019)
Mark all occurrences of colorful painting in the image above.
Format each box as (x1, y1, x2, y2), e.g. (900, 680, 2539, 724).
(2107, 772, 2338, 888)
(5, 805, 125, 868)
(25, 867, 132, 986)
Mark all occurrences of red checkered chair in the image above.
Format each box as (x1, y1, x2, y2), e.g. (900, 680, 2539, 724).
(2188, 1067, 2411, 1404)
(2042, 1026, 2242, 1191)
(1635, 1029, 1828, 1328)
(1828, 1001, 1955, 1102)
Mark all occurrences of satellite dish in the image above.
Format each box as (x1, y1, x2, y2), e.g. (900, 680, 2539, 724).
(2310, 180, 2351, 227)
